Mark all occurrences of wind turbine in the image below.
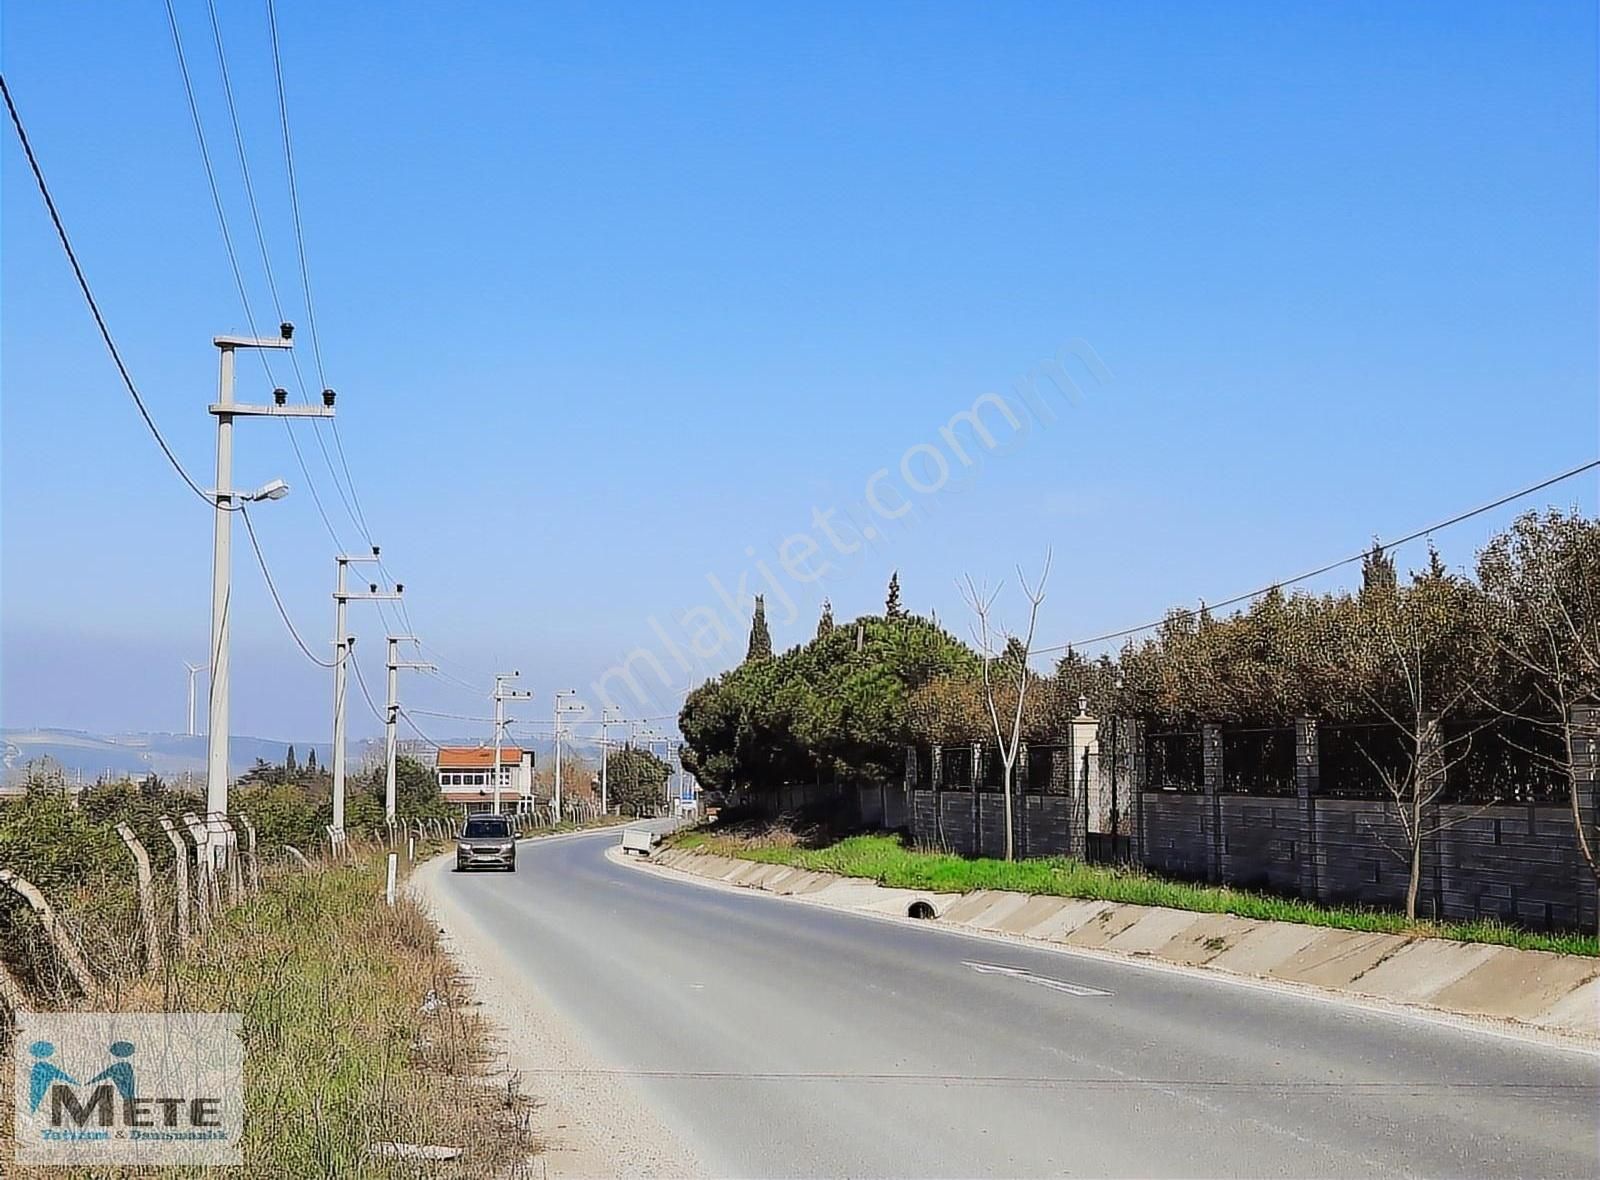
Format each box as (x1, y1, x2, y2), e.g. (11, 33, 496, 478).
(184, 662, 207, 738)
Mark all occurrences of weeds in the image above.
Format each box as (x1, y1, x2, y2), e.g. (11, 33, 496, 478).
(3, 850, 536, 1178)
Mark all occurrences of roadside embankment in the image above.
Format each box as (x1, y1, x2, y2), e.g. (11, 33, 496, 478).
(643, 838, 1600, 1043)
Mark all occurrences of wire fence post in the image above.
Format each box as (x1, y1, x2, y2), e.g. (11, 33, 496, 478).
(0, 868, 97, 999)
(181, 812, 216, 930)
(113, 822, 162, 973)
(158, 816, 191, 942)
(237, 814, 262, 895)
(208, 812, 241, 906)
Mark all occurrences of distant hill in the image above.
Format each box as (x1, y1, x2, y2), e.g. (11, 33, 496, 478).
(0, 728, 330, 784)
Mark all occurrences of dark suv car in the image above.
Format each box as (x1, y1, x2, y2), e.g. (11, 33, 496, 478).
(455, 815, 516, 872)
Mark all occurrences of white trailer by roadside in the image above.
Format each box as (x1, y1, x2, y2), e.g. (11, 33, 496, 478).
(620, 825, 658, 856)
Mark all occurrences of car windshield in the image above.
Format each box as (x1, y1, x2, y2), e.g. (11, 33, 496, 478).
(462, 819, 511, 839)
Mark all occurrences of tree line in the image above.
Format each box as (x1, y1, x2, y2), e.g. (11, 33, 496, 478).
(679, 511, 1598, 902)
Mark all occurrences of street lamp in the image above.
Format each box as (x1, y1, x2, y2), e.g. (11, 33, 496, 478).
(243, 479, 289, 502)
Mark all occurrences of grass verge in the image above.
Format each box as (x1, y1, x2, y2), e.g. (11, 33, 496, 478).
(672, 827, 1600, 957)
(6, 850, 535, 1178)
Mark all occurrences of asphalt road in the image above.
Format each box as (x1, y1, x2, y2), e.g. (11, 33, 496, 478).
(434, 828, 1600, 1178)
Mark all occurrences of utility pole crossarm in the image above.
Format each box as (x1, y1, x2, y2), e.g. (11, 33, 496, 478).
(209, 403, 335, 419)
(213, 334, 294, 349)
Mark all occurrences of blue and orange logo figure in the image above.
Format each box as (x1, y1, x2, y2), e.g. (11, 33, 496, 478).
(28, 1040, 136, 1112)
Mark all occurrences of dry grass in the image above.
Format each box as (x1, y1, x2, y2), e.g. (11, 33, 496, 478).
(2, 848, 540, 1178)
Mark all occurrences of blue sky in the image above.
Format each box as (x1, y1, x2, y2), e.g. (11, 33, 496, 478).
(3, 1, 1597, 743)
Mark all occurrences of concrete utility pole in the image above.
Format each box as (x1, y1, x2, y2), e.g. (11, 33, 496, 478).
(205, 323, 330, 817)
(600, 705, 622, 815)
(553, 690, 580, 820)
(493, 673, 533, 816)
(330, 551, 401, 834)
(384, 636, 435, 824)
(184, 661, 205, 737)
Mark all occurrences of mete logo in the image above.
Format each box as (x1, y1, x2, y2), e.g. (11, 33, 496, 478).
(27, 1039, 222, 1133)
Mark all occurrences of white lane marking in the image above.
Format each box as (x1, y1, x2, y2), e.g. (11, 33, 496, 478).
(964, 960, 1113, 997)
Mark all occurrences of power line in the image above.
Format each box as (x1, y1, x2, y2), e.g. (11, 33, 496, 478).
(397, 707, 443, 750)
(262, 0, 375, 546)
(1, 74, 215, 506)
(191, 0, 370, 553)
(166, 0, 348, 551)
(1035, 457, 1600, 656)
(239, 505, 341, 667)
(349, 648, 389, 728)
(264, 0, 325, 387)
(405, 707, 497, 723)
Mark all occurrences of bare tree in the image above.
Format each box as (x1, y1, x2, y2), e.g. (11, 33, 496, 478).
(1354, 565, 1493, 919)
(960, 551, 1051, 862)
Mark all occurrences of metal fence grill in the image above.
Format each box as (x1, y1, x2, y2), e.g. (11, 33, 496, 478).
(943, 745, 974, 790)
(1026, 746, 1062, 794)
(1441, 716, 1567, 804)
(1220, 727, 1296, 796)
(1319, 722, 1411, 799)
(1146, 731, 1203, 792)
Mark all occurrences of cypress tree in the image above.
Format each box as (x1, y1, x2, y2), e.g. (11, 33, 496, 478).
(286, 745, 298, 774)
(885, 571, 903, 619)
(746, 595, 773, 662)
(1361, 539, 1396, 595)
(306, 747, 319, 774)
(816, 599, 834, 640)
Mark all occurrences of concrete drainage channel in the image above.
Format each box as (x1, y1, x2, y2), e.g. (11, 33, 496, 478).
(630, 846, 1600, 1046)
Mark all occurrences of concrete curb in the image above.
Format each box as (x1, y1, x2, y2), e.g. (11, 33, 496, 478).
(647, 848, 1600, 1041)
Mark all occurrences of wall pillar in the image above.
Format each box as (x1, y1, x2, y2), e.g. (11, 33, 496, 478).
(1128, 718, 1147, 866)
(1017, 743, 1030, 858)
(1202, 723, 1223, 883)
(1573, 704, 1598, 931)
(1067, 712, 1098, 859)
(1295, 716, 1320, 902)
(971, 740, 984, 856)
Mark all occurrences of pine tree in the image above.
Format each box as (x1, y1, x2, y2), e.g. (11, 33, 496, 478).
(746, 595, 773, 662)
(285, 745, 298, 774)
(885, 571, 903, 618)
(816, 599, 834, 640)
(1418, 542, 1449, 583)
